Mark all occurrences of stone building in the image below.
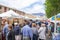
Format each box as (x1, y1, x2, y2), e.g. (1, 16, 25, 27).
(0, 5, 25, 16)
(0, 4, 37, 20)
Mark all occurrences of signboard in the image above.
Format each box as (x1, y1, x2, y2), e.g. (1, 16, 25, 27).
(51, 16, 60, 21)
(56, 18, 60, 21)
(56, 15, 60, 21)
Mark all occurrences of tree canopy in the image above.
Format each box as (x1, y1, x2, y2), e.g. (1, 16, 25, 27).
(45, 0, 60, 18)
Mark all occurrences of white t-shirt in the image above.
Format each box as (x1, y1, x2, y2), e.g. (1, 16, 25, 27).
(38, 27, 46, 39)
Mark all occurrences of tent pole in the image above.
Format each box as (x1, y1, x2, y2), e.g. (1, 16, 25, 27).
(54, 15, 56, 33)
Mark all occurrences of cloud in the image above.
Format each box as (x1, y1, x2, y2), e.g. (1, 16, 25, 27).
(21, 2, 45, 14)
(0, 0, 45, 14)
(0, 0, 39, 8)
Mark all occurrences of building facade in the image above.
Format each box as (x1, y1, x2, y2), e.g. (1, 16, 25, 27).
(0, 5, 37, 19)
(0, 5, 25, 15)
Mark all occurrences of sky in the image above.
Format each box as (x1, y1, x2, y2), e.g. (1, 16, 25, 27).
(0, 0, 45, 14)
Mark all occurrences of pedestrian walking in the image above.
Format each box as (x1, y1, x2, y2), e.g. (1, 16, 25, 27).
(53, 33, 60, 40)
(49, 22, 54, 40)
(57, 23, 60, 33)
(2, 21, 9, 40)
(13, 21, 21, 40)
(32, 23, 38, 40)
(21, 20, 33, 40)
(6, 24, 15, 40)
(38, 23, 46, 40)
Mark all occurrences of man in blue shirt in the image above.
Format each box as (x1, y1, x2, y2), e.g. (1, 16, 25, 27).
(53, 33, 60, 40)
(3, 22, 9, 36)
(3, 22, 9, 40)
(21, 20, 33, 40)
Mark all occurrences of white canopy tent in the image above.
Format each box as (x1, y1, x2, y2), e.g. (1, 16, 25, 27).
(0, 10, 24, 18)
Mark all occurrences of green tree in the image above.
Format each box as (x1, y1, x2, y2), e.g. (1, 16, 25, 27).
(45, 0, 60, 18)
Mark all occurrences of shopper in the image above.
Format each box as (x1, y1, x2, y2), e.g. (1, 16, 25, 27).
(38, 23, 46, 40)
(13, 21, 21, 40)
(32, 23, 38, 40)
(57, 23, 60, 33)
(2, 21, 9, 40)
(3, 21, 9, 37)
(6, 24, 15, 40)
(21, 20, 33, 40)
(49, 22, 54, 40)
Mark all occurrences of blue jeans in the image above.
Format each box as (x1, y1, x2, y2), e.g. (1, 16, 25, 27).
(33, 34, 38, 40)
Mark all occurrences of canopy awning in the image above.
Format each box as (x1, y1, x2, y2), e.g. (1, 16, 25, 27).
(0, 10, 24, 18)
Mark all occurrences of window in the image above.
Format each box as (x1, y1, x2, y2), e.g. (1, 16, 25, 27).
(0, 6, 2, 9)
(4, 7, 7, 12)
(13, 10, 16, 12)
(9, 8, 10, 10)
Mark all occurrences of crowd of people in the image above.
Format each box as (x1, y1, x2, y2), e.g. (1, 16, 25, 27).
(1, 19, 60, 40)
